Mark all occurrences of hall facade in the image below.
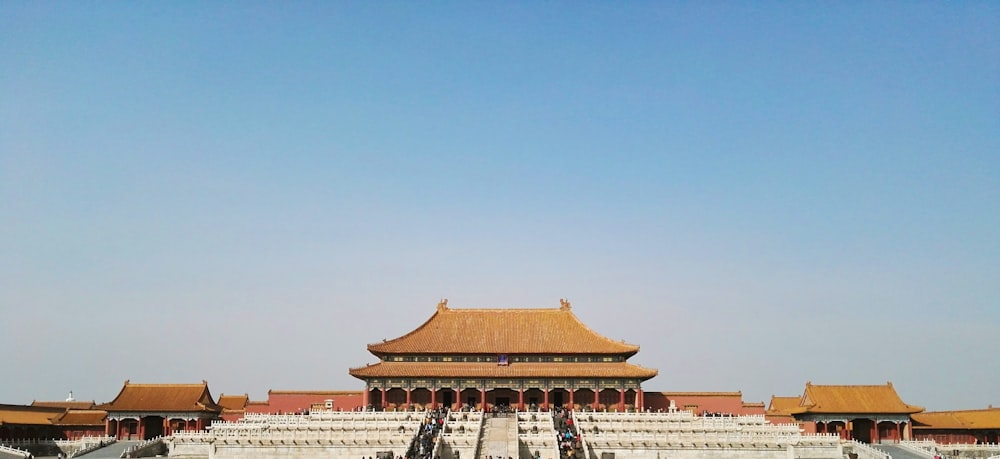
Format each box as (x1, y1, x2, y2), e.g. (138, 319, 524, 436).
(349, 299, 658, 412)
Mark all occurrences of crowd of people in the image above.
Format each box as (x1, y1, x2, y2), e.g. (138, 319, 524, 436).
(552, 407, 582, 459)
(405, 408, 447, 459)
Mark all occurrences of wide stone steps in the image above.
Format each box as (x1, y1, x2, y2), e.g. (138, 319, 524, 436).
(75, 440, 139, 458)
(874, 443, 932, 459)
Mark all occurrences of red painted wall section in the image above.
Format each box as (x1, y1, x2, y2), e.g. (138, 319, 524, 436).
(798, 421, 818, 434)
(643, 392, 765, 416)
(58, 426, 105, 439)
(243, 391, 364, 414)
(220, 411, 245, 422)
(914, 432, 979, 444)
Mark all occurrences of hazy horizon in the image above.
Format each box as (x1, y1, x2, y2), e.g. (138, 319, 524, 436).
(2, 2, 997, 413)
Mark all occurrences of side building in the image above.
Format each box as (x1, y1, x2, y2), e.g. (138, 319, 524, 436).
(96, 381, 222, 440)
(776, 381, 924, 443)
(349, 299, 658, 412)
(912, 407, 1000, 444)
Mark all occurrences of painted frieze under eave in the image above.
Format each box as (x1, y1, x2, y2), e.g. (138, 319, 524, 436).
(348, 361, 658, 380)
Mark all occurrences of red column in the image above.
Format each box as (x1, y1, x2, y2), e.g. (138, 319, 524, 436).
(431, 388, 437, 409)
(593, 390, 599, 411)
(406, 388, 412, 409)
(453, 388, 460, 411)
(363, 388, 370, 410)
(618, 390, 625, 412)
(105, 418, 111, 437)
(138, 417, 144, 440)
(163, 417, 169, 436)
(543, 389, 549, 411)
(569, 389, 575, 410)
(380, 388, 387, 410)
(872, 420, 879, 443)
(518, 389, 524, 411)
(480, 388, 486, 411)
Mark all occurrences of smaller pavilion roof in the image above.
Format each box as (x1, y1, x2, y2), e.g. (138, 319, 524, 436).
(97, 380, 222, 414)
(913, 408, 1000, 430)
(766, 396, 801, 416)
(217, 394, 249, 411)
(54, 410, 107, 426)
(790, 382, 923, 415)
(32, 400, 96, 410)
(0, 404, 64, 426)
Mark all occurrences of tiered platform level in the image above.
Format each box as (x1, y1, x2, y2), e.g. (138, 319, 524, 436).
(437, 410, 485, 459)
(517, 411, 559, 459)
(169, 411, 424, 459)
(575, 411, 843, 459)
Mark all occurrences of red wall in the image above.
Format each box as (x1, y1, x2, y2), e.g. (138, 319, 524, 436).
(244, 391, 364, 415)
(643, 392, 764, 416)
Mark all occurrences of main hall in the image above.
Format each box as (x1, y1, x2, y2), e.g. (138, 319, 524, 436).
(349, 299, 657, 412)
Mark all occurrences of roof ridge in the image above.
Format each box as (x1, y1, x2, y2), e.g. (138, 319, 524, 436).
(128, 383, 207, 387)
(922, 407, 1000, 414)
(448, 307, 563, 312)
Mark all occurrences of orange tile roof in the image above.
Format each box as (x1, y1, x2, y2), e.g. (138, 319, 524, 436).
(349, 361, 657, 379)
(31, 400, 96, 410)
(54, 410, 107, 426)
(0, 404, 63, 426)
(367, 300, 640, 356)
(913, 408, 1000, 430)
(217, 394, 249, 411)
(96, 381, 222, 413)
(790, 382, 923, 415)
(766, 396, 801, 416)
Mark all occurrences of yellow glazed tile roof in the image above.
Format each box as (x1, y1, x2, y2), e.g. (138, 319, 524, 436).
(31, 400, 96, 410)
(54, 410, 107, 426)
(367, 300, 640, 356)
(766, 396, 801, 416)
(349, 361, 658, 379)
(0, 404, 63, 426)
(790, 382, 923, 415)
(913, 408, 1000, 430)
(217, 394, 249, 411)
(96, 381, 222, 413)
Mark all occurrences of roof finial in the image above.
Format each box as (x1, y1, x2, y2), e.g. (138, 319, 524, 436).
(66, 390, 75, 402)
(560, 298, 571, 310)
(437, 298, 448, 311)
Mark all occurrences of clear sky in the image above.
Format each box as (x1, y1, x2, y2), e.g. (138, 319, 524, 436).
(1, 2, 997, 412)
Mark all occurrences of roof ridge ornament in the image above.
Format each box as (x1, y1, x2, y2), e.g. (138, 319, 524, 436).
(437, 298, 448, 311)
(560, 298, 571, 310)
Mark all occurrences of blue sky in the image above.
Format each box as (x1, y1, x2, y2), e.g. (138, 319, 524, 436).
(1, 2, 997, 411)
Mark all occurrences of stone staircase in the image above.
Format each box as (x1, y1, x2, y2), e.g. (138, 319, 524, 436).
(554, 412, 582, 459)
(478, 416, 519, 459)
(875, 443, 933, 459)
(74, 440, 139, 458)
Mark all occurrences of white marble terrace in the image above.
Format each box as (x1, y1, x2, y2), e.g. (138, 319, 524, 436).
(168, 409, 847, 459)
